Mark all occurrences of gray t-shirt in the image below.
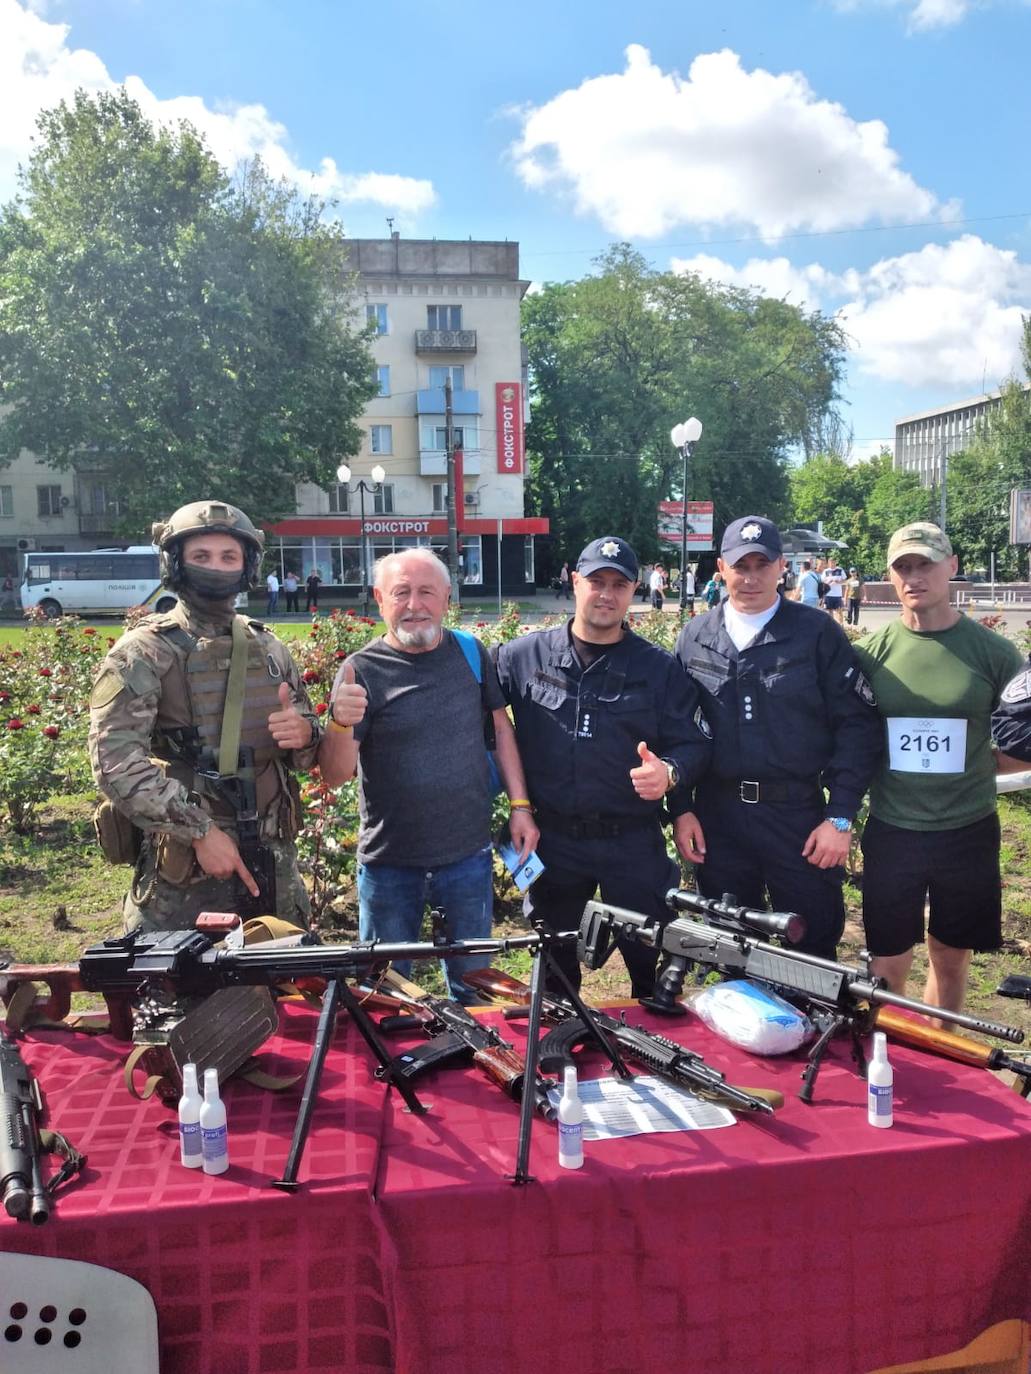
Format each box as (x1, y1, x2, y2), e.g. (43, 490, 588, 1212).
(338, 630, 504, 868)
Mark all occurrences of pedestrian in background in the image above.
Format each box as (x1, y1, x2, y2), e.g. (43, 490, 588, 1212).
(283, 570, 300, 613)
(846, 568, 864, 626)
(305, 568, 321, 613)
(266, 569, 280, 616)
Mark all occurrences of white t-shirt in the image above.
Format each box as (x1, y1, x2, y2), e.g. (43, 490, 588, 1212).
(682, 569, 696, 596)
(266, 573, 280, 593)
(723, 598, 781, 651)
(824, 567, 847, 598)
(649, 569, 665, 593)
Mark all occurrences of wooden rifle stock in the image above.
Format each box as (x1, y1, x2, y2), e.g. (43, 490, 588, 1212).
(875, 1006, 1030, 1090)
(0, 962, 134, 1041)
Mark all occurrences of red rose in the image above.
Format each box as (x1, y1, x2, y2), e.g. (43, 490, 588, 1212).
(6, 718, 24, 730)
(302, 668, 319, 683)
(315, 702, 328, 715)
(0, 692, 10, 703)
(43, 725, 60, 739)
(83, 627, 96, 636)
(106, 638, 116, 647)
(27, 704, 41, 715)
(39, 667, 52, 677)
(335, 650, 347, 660)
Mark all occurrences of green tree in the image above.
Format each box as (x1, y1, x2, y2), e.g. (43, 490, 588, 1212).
(523, 246, 847, 570)
(0, 89, 376, 532)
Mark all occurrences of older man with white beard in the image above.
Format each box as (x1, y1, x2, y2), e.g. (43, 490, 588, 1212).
(319, 548, 537, 1002)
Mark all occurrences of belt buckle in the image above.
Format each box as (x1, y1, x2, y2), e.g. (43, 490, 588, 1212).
(739, 780, 760, 804)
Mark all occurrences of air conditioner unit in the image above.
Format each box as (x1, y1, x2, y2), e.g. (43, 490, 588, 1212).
(464, 494, 479, 506)
(17, 537, 37, 552)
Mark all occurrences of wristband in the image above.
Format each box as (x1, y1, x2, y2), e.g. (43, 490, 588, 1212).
(508, 798, 533, 810)
(327, 717, 353, 734)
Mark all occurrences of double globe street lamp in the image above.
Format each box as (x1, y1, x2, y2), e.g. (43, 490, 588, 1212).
(336, 462, 386, 616)
(669, 417, 703, 612)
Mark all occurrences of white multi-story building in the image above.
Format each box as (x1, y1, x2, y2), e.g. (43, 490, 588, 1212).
(268, 234, 548, 597)
(0, 450, 123, 582)
(894, 383, 1031, 487)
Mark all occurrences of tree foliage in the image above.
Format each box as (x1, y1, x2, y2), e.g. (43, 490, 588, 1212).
(523, 245, 847, 568)
(788, 450, 929, 576)
(0, 89, 376, 533)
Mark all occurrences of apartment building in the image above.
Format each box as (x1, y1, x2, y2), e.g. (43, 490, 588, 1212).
(894, 383, 1031, 487)
(0, 451, 123, 580)
(268, 234, 548, 597)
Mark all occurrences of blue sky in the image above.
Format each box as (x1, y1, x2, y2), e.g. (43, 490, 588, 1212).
(4, 0, 1031, 461)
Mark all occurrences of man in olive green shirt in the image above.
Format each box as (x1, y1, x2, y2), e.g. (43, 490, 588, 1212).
(855, 522, 1023, 1013)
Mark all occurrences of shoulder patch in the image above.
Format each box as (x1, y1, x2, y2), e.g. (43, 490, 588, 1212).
(853, 671, 876, 707)
(89, 668, 127, 710)
(1001, 668, 1031, 706)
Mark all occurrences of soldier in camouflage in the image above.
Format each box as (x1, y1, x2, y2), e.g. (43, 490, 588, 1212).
(88, 501, 322, 931)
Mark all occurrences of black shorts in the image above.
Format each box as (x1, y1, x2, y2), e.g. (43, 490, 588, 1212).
(860, 813, 1002, 957)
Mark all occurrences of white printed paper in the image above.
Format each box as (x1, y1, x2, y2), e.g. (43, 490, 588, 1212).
(887, 716, 966, 774)
(546, 1075, 735, 1140)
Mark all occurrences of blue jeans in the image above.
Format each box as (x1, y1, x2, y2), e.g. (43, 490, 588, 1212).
(356, 845, 494, 1003)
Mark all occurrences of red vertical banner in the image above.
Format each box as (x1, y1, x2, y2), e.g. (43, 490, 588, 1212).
(495, 382, 523, 475)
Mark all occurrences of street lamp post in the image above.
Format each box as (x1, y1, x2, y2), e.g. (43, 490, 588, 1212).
(670, 417, 703, 612)
(336, 462, 386, 616)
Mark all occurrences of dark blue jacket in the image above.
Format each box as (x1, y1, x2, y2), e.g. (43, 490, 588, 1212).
(675, 599, 881, 819)
(496, 622, 711, 822)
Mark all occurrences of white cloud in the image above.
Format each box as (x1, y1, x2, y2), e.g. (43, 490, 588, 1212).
(511, 44, 944, 240)
(677, 234, 1031, 390)
(0, 0, 435, 214)
(832, 0, 974, 31)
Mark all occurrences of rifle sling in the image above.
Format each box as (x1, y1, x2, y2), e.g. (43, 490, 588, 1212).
(218, 614, 251, 777)
(123, 1046, 302, 1101)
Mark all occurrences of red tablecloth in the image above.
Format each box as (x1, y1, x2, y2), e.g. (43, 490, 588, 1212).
(3, 999, 1031, 1374)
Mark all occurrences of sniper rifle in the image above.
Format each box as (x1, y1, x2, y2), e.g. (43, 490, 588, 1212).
(578, 890, 1027, 1102)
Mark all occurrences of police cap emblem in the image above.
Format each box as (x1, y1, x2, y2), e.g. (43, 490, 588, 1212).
(600, 540, 620, 558)
(741, 522, 763, 542)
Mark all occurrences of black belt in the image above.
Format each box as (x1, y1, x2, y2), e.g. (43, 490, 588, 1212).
(706, 778, 823, 805)
(535, 808, 660, 840)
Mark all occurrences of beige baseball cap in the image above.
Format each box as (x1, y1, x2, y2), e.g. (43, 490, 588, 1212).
(886, 521, 953, 566)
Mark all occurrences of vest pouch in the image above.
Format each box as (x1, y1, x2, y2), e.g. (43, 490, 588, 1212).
(155, 833, 200, 885)
(92, 799, 143, 866)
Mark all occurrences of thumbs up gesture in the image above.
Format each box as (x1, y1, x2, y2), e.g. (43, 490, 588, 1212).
(629, 740, 671, 802)
(268, 680, 313, 751)
(329, 657, 367, 730)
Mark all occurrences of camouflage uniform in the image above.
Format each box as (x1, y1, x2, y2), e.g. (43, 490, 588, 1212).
(88, 579, 321, 933)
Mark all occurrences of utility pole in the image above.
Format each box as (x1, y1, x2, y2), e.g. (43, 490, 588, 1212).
(445, 375, 461, 602)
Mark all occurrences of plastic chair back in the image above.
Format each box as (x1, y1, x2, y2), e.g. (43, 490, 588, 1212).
(0, 1252, 159, 1371)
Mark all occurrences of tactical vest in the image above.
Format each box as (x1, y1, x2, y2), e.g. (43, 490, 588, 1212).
(148, 610, 299, 842)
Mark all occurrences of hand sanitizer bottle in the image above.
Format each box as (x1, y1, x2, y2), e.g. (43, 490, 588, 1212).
(558, 1064, 584, 1169)
(867, 1032, 893, 1128)
(177, 1063, 203, 1169)
(200, 1067, 230, 1174)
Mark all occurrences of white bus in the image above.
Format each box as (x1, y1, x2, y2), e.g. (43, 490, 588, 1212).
(20, 547, 179, 618)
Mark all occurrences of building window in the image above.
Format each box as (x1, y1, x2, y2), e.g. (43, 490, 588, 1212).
(370, 425, 393, 455)
(431, 483, 446, 514)
(428, 365, 465, 389)
(420, 421, 478, 452)
(86, 483, 121, 517)
(524, 536, 536, 584)
(460, 536, 482, 585)
(427, 305, 462, 330)
(366, 303, 388, 334)
(37, 485, 62, 517)
(0, 486, 12, 517)
(373, 485, 395, 515)
(376, 366, 390, 396)
(328, 484, 350, 514)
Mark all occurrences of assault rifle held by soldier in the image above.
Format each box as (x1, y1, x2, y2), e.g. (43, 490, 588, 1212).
(461, 967, 783, 1115)
(578, 890, 1027, 1102)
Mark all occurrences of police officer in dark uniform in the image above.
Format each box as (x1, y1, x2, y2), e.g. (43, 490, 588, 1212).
(496, 536, 712, 995)
(992, 659, 1031, 763)
(674, 516, 882, 959)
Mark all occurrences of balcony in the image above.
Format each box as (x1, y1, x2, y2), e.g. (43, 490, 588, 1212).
(415, 329, 477, 354)
(416, 388, 480, 415)
(419, 449, 481, 477)
(78, 512, 118, 536)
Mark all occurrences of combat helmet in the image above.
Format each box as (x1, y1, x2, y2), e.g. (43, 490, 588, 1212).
(152, 501, 265, 592)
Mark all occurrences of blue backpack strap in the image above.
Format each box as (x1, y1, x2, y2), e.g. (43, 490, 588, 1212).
(451, 628, 482, 683)
(450, 630, 502, 796)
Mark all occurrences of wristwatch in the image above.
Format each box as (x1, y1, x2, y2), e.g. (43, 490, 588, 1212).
(827, 816, 852, 832)
(662, 759, 680, 793)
